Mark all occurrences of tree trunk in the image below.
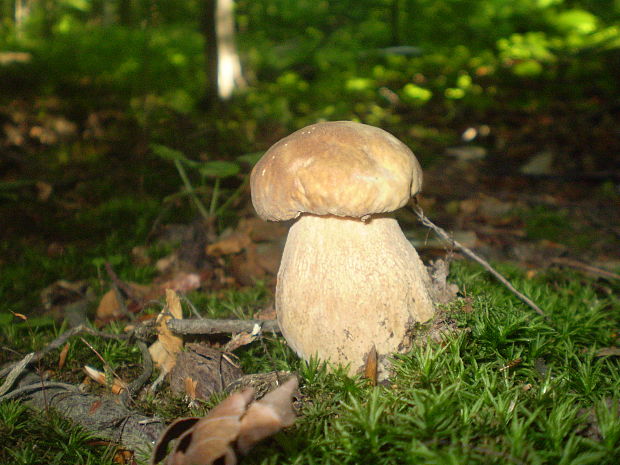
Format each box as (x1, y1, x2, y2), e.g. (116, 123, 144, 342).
(202, 0, 244, 107)
(216, 0, 244, 99)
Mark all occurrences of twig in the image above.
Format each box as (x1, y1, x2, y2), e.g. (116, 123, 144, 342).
(0, 325, 129, 380)
(550, 257, 620, 281)
(167, 318, 280, 335)
(0, 352, 34, 396)
(412, 206, 546, 318)
(80, 337, 128, 392)
(122, 340, 153, 404)
(0, 381, 78, 402)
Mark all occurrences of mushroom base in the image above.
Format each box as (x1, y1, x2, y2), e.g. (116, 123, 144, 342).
(276, 214, 434, 374)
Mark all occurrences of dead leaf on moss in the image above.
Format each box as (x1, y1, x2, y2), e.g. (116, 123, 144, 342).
(58, 343, 70, 370)
(206, 231, 251, 256)
(363, 345, 378, 386)
(83, 365, 127, 394)
(149, 290, 184, 373)
(184, 377, 198, 400)
(151, 377, 298, 465)
(95, 282, 151, 323)
(10, 311, 27, 321)
(96, 289, 124, 321)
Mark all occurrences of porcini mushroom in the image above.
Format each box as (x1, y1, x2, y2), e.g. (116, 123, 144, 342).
(250, 121, 434, 374)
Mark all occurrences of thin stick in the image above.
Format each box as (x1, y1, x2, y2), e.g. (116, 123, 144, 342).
(0, 325, 129, 379)
(0, 381, 79, 402)
(412, 206, 546, 317)
(121, 340, 153, 405)
(167, 318, 280, 335)
(550, 257, 620, 281)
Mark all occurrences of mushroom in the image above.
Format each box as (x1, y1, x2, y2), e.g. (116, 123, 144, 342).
(250, 121, 434, 374)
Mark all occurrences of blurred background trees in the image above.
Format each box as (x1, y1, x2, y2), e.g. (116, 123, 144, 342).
(0, 0, 618, 174)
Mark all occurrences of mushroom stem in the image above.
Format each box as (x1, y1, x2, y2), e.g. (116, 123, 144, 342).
(276, 214, 434, 373)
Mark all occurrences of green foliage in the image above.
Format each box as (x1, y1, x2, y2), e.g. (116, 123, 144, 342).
(0, 401, 116, 465)
(1, 1, 619, 463)
(2, 262, 619, 464)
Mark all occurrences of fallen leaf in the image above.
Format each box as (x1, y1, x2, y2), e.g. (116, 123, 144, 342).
(206, 231, 251, 256)
(363, 345, 378, 386)
(148, 290, 184, 373)
(184, 377, 198, 400)
(83, 366, 127, 394)
(96, 289, 124, 321)
(95, 282, 151, 322)
(152, 377, 298, 465)
(58, 343, 70, 370)
(153, 389, 253, 465)
(88, 400, 103, 414)
(113, 449, 136, 465)
(237, 377, 298, 454)
(10, 311, 27, 321)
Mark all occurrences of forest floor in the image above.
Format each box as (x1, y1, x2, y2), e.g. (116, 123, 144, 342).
(1, 87, 619, 464)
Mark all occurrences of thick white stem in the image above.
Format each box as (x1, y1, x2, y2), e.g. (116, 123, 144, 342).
(276, 214, 434, 373)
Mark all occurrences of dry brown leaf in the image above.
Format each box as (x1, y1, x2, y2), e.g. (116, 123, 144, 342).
(88, 400, 102, 414)
(95, 282, 151, 322)
(154, 389, 254, 465)
(148, 289, 184, 373)
(237, 377, 298, 454)
(206, 231, 251, 256)
(10, 311, 27, 321)
(112, 449, 136, 465)
(83, 365, 127, 394)
(184, 377, 198, 400)
(152, 377, 298, 465)
(363, 345, 378, 386)
(58, 343, 70, 370)
(96, 289, 123, 321)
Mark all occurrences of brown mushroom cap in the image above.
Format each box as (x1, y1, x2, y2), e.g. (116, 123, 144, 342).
(251, 121, 423, 221)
